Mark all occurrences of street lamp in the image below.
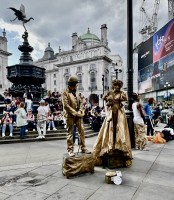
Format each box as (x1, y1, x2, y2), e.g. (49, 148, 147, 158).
(164, 81, 170, 101)
(102, 74, 105, 107)
(126, 0, 135, 148)
(113, 63, 122, 79)
(127, 0, 133, 111)
(115, 69, 122, 79)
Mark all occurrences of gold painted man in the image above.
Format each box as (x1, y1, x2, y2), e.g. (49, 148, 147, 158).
(62, 76, 91, 156)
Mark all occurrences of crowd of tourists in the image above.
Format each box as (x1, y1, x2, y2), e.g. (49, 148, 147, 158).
(0, 90, 66, 138)
(0, 89, 105, 139)
(1, 88, 174, 144)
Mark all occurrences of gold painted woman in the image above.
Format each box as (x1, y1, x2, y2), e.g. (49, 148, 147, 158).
(93, 80, 132, 167)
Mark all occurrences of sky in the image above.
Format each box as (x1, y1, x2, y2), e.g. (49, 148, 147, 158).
(0, 0, 169, 66)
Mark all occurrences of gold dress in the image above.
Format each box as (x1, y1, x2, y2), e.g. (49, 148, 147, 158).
(93, 90, 133, 166)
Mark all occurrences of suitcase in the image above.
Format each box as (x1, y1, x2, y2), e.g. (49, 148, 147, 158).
(62, 153, 94, 178)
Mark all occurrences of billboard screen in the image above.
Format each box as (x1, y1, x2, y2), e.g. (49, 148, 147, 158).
(153, 18, 174, 63)
(138, 18, 174, 94)
(138, 37, 153, 71)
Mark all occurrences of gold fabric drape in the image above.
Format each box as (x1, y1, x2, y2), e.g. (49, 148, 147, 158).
(93, 91, 133, 166)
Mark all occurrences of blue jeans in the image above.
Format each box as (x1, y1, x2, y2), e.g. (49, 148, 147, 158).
(146, 119, 154, 136)
(20, 125, 26, 139)
(47, 121, 56, 129)
(2, 124, 13, 135)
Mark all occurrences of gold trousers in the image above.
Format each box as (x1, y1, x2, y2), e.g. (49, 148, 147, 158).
(66, 117, 86, 152)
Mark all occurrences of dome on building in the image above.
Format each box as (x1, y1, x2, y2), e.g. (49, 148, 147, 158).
(39, 42, 55, 61)
(45, 43, 54, 52)
(80, 28, 100, 42)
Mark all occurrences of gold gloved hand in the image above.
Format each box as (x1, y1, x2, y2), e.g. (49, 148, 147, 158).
(76, 110, 85, 117)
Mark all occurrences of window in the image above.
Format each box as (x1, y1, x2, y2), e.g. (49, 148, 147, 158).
(77, 74, 83, 90)
(65, 76, 69, 87)
(90, 64, 96, 70)
(65, 68, 69, 73)
(53, 74, 56, 78)
(90, 72, 96, 89)
(54, 80, 56, 85)
(77, 66, 82, 72)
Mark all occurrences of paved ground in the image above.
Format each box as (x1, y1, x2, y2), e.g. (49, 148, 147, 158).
(0, 124, 174, 200)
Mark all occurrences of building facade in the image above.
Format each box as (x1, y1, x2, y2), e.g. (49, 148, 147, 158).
(36, 24, 123, 106)
(0, 29, 11, 94)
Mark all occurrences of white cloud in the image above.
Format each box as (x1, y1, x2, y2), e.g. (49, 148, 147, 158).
(0, 0, 170, 65)
(0, 18, 46, 62)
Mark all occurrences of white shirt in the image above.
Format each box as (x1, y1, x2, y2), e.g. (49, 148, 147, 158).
(101, 110, 106, 118)
(37, 106, 48, 117)
(132, 102, 144, 125)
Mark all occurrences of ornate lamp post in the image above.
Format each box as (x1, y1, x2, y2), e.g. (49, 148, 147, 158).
(113, 63, 122, 79)
(164, 81, 170, 101)
(115, 69, 122, 80)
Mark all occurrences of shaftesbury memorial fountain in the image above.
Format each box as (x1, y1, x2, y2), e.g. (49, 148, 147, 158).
(7, 4, 45, 98)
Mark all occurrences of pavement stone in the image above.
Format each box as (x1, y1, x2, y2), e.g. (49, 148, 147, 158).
(0, 135, 173, 200)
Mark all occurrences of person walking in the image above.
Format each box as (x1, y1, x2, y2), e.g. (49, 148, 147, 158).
(132, 93, 149, 151)
(15, 102, 28, 139)
(62, 76, 91, 156)
(36, 99, 48, 139)
(144, 98, 155, 137)
(23, 89, 33, 111)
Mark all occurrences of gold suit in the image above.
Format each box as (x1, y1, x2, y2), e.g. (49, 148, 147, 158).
(62, 88, 86, 153)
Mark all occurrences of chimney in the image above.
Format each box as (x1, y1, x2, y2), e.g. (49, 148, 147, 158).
(72, 32, 78, 49)
(101, 24, 108, 46)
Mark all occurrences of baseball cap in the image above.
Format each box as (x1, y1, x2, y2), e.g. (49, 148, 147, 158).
(39, 99, 45, 103)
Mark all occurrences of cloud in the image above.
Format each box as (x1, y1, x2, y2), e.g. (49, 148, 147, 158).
(0, 0, 170, 66)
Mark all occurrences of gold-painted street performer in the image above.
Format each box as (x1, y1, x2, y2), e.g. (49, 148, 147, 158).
(62, 76, 91, 157)
(93, 80, 132, 167)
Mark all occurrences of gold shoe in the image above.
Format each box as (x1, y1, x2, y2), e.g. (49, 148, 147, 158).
(81, 149, 91, 154)
(68, 151, 75, 157)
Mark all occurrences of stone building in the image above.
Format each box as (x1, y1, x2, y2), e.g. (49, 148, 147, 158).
(0, 29, 11, 94)
(36, 24, 123, 106)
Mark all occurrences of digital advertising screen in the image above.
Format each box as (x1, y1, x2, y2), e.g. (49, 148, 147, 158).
(138, 37, 153, 71)
(138, 18, 174, 94)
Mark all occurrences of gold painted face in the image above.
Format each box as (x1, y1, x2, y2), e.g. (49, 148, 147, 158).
(113, 84, 120, 92)
(69, 84, 78, 90)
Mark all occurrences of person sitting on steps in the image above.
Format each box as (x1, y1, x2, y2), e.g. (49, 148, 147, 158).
(26, 109, 36, 132)
(47, 111, 57, 131)
(1, 113, 13, 137)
